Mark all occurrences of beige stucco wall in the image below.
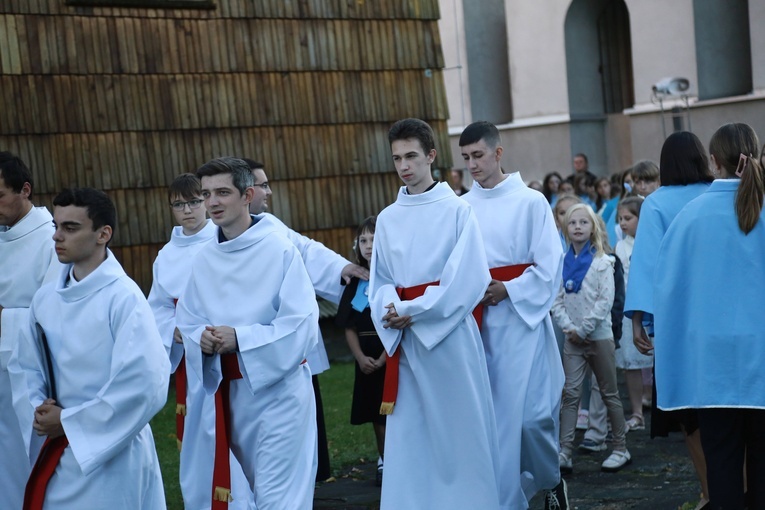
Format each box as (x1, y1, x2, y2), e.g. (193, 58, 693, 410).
(504, 0, 570, 119)
(439, 0, 472, 128)
(625, 0, 698, 105)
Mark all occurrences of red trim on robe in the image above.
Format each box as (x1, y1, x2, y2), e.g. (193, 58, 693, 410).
(211, 353, 242, 509)
(23, 436, 69, 510)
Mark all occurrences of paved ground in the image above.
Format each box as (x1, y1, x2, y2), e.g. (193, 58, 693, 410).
(315, 321, 704, 509)
(313, 422, 703, 509)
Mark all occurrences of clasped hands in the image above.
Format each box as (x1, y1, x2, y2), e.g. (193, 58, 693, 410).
(382, 304, 412, 330)
(33, 398, 65, 438)
(200, 325, 238, 355)
(480, 280, 508, 307)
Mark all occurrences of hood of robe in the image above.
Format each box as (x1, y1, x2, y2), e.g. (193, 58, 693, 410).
(395, 181, 455, 206)
(468, 171, 525, 198)
(169, 219, 216, 248)
(214, 213, 280, 253)
(0, 206, 53, 242)
(56, 249, 123, 302)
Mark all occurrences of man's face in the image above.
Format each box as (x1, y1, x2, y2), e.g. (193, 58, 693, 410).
(391, 138, 435, 189)
(461, 139, 503, 187)
(248, 169, 272, 215)
(0, 174, 31, 227)
(201, 173, 251, 229)
(52, 205, 109, 265)
(573, 156, 587, 173)
(170, 193, 207, 234)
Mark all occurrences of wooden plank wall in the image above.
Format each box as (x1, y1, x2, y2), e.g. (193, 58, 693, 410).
(0, 0, 452, 292)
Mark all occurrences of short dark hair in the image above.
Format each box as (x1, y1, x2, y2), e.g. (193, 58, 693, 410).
(196, 157, 254, 195)
(53, 188, 117, 233)
(388, 118, 436, 155)
(459, 121, 501, 148)
(168, 173, 202, 203)
(574, 153, 589, 164)
(659, 131, 714, 186)
(353, 215, 377, 269)
(241, 159, 265, 171)
(0, 152, 34, 199)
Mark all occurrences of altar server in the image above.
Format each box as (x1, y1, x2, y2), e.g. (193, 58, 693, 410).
(369, 118, 500, 510)
(460, 122, 567, 510)
(176, 157, 318, 510)
(0, 152, 61, 509)
(11, 187, 168, 509)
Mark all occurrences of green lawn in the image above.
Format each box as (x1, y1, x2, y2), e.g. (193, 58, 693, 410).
(151, 361, 375, 508)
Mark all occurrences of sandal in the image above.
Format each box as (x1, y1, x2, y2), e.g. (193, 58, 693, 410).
(625, 414, 645, 431)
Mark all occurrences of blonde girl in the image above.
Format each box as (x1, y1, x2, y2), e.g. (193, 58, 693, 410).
(552, 204, 630, 474)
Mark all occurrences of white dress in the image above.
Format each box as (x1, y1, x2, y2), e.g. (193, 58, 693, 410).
(614, 236, 653, 369)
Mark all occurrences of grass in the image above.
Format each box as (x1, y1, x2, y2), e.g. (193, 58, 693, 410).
(151, 361, 375, 508)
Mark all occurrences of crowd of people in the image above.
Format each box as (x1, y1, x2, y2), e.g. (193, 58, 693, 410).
(0, 117, 763, 510)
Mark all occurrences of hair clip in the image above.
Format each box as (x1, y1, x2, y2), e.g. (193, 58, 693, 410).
(735, 153, 749, 178)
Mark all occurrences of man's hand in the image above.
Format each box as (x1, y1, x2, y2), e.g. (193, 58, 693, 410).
(173, 327, 183, 344)
(341, 263, 370, 284)
(200, 327, 217, 355)
(210, 325, 238, 354)
(382, 303, 412, 330)
(33, 399, 65, 438)
(480, 280, 509, 306)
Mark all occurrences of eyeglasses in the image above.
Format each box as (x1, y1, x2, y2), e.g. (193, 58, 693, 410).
(170, 199, 204, 211)
(253, 182, 270, 190)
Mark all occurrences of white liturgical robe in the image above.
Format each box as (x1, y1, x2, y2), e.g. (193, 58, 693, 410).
(10, 251, 169, 509)
(369, 182, 501, 510)
(177, 214, 318, 510)
(148, 220, 254, 510)
(0, 206, 60, 509)
(463, 173, 565, 509)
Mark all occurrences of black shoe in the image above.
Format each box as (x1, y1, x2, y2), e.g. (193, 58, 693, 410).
(375, 465, 383, 487)
(544, 478, 569, 510)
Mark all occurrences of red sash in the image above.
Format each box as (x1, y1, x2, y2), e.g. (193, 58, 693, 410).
(175, 354, 187, 451)
(172, 298, 187, 451)
(472, 263, 533, 329)
(379, 281, 439, 415)
(211, 353, 242, 509)
(23, 435, 69, 510)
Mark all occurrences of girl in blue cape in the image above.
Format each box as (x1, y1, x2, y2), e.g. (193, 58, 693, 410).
(654, 123, 765, 509)
(552, 204, 630, 474)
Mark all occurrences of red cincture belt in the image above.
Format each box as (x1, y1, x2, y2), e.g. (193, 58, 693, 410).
(173, 299, 187, 451)
(379, 281, 439, 415)
(211, 353, 242, 509)
(472, 263, 533, 330)
(23, 435, 69, 510)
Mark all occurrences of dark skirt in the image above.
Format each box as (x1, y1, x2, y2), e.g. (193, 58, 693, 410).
(351, 333, 387, 426)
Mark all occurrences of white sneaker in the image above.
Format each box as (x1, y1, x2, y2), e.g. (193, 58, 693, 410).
(559, 452, 573, 475)
(575, 410, 589, 430)
(601, 449, 631, 472)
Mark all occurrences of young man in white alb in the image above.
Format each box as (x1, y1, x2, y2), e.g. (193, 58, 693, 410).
(460, 121, 568, 510)
(369, 118, 500, 510)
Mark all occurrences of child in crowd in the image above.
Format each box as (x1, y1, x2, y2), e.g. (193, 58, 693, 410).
(335, 216, 386, 486)
(553, 204, 630, 474)
(631, 160, 660, 197)
(554, 194, 583, 251)
(613, 196, 651, 431)
(543, 171, 563, 206)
